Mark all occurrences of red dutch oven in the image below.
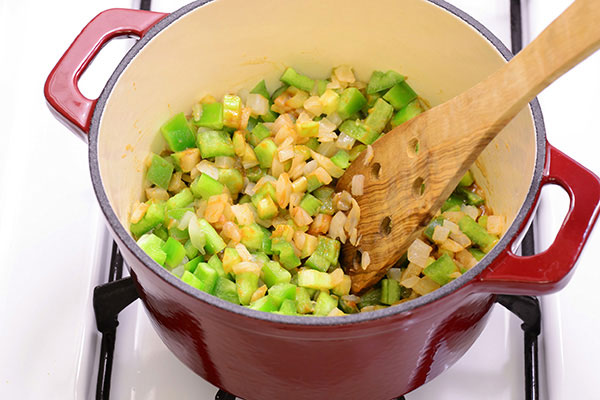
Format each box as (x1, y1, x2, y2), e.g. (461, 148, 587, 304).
(45, 1, 600, 399)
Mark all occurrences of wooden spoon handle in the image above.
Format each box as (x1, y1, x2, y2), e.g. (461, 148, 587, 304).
(452, 0, 600, 149)
(339, 0, 600, 293)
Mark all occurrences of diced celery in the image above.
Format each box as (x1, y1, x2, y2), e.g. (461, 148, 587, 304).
(390, 99, 423, 127)
(280, 67, 315, 92)
(315, 79, 328, 96)
(457, 187, 484, 206)
(222, 247, 242, 273)
(423, 254, 459, 286)
(468, 248, 486, 261)
(249, 295, 278, 312)
(365, 98, 394, 134)
(330, 150, 350, 169)
(161, 112, 196, 151)
(380, 279, 401, 305)
(185, 256, 203, 274)
(459, 170, 474, 187)
(271, 238, 301, 270)
(236, 272, 259, 305)
(197, 130, 235, 158)
(297, 269, 332, 290)
(458, 216, 498, 253)
(349, 144, 366, 161)
(295, 287, 314, 314)
(278, 299, 297, 315)
(262, 261, 292, 288)
(146, 154, 174, 189)
(358, 288, 382, 308)
(299, 194, 322, 217)
(366, 70, 405, 94)
(207, 254, 227, 278)
(337, 87, 367, 120)
(241, 223, 268, 252)
(441, 193, 465, 212)
(314, 291, 338, 316)
(184, 239, 199, 260)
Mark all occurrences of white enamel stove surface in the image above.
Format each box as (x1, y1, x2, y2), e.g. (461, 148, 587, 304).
(1, 0, 597, 399)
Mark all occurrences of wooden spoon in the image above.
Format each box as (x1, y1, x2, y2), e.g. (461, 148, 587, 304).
(336, 0, 600, 294)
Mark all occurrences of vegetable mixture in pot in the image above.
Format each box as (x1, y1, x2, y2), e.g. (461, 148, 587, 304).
(129, 66, 504, 316)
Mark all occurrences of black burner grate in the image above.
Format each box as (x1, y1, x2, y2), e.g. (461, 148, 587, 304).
(93, 1, 539, 399)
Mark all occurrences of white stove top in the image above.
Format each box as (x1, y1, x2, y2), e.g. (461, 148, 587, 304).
(1, 0, 598, 399)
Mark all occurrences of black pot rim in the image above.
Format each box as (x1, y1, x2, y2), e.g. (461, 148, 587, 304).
(89, 0, 546, 327)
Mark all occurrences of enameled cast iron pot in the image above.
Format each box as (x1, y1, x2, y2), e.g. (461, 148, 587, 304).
(45, 1, 600, 398)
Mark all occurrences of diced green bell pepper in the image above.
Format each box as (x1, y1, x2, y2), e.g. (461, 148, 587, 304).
(184, 239, 199, 259)
(271, 238, 301, 270)
(268, 283, 296, 308)
(358, 288, 382, 309)
(197, 130, 235, 158)
(218, 168, 244, 195)
(161, 112, 196, 152)
(262, 260, 292, 288)
(383, 81, 417, 110)
(190, 173, 225, 199)
(254, 138, 278, 169)
(195, 102, 223, 130)
(245, 166, 266, 183)
(223, 94, 242, 129)
(278, 299, 297, 315)
(184, 256, 203, 273)
(249, 295, 278, 312)
(249, 123, 272, 147)
(214, 277, 239, 304)
(166, 188, 194, 210)
(162, 237, 186, 269)
(339, 120, 379, 145)
(130, 201, 166, 238)
(250, 79, 270, 100)
(137, 233, 167, 266)
(146, 154, 174, 190)
(197, 218, 226, 254)
(295, 287, 314, 314)
(207, 254, 227, 278)
(459, 170, 474, 187)
(193, 262, 219, 293)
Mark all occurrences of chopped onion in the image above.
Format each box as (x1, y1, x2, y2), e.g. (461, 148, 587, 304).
(443, 211, 466, 224)
(303, 96, 323, 115)
(329, 268, 345, 287)
(188, 217, 206, 254)
(290, 206, 313, 227)
(314, 167, 332, 185)
(441, 238, 464, 252)
(327, 307, 345, 317)
(232, 261, 261, 276)
(130, 202, 149, 224)
(246, 93, 269, 115)
(204, 194, 227, 223)
(278, 147, 295, 162)
(487, 215, 504, 235)
(361, 251, 371, 270)
(317, 130, 338, 143)
(442, 219, 460, 234)
(250, 285, 268, 303)
(291, 176, 308, 193)
(304, 160, 318, 175)
(221, 221, 242, 243)
(400, 275, 420, 289)
(335, 132, 356, 150)
(333, 65, 355, 83)
(214, 156, 235, 169)
(456, 249, 478, 269)
(243, 182, 256, 196)
(344, 199, 361, 234)
(327, 112, 342, 127)
(178, 210, 196, 230)
(145, 187, 170, 202)
(196, 160, 219, 180)
(334, 190, 353, 211)
(272, 113, 294, 134)
(319, 117, 337, 134)
(235, 243, 252, 261)
(310, 150, 344, 178)
(412, 277, 440, 296)
(349, 227, 359, 246)
(407, 239, 432, 267)
(461, 204, 480, 220)
(316, 141, 338, 157)
(192, 103, 202, 121)
(271, 155, 285, 178)
(342, 294, 361, 303)
(363, 145, 374, 166)
(432, 225, 450, 244)
(276, 172, 292, 208)
(329, 211, 347, 243)
(387, 268, 403, 282)
(231, 204, 254, 225)
(450, 230, 471, 247)
(351, 174, 364, 196)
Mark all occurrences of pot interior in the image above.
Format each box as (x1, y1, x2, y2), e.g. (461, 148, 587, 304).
(96, 0, 537, 258)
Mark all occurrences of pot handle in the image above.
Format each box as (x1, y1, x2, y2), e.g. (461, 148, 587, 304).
(44, 8, 167, 141)
(471, 143, 600, 295)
